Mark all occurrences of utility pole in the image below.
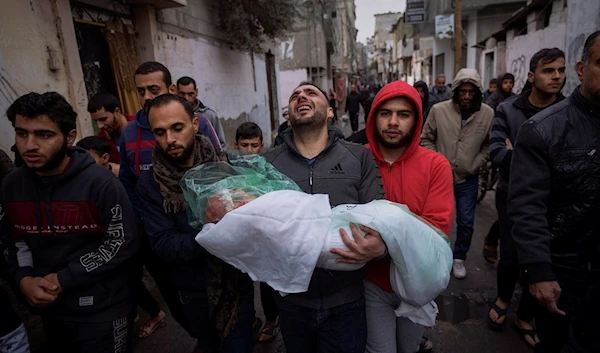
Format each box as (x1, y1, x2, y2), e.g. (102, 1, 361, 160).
(454, 0, 462, 76)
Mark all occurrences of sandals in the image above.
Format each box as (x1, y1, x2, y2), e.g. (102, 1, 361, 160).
(137, 311, 166, 339)
(258, 319, 280, 344)
(483, 244, 498, 264)
(418, 336, 433, 352)
(487, 301, 508, 331)
(512, 322, 542, 351)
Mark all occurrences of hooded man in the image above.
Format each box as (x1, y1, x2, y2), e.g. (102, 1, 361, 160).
(487, 47, 566, 350)
(421, 68, 494, 279)
(262, 81, 386, 353)
(136, 94, 255, 353)
(485, 73, 515, 110)
(0, 92, 139, 352)
(413, 81, 433, 123)
(364, 81, 454, 353)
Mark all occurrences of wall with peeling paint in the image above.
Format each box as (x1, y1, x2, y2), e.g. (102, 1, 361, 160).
(505, 0, 567, 94)
(155, 1, 278, 147)
(0, 0, 91, 157)
(564, 0, 600, 95)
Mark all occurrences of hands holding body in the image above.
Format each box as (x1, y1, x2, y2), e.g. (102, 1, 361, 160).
(330, 223, 386, 264)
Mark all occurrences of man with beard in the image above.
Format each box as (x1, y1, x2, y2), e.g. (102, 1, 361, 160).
(0, 92, 139, 352)
(137, 94, 254, 353)
(487, 48, 566, 350)
(364, 81, 454, 353)
(176, 76, 227, 149)
(485, 73, 515, 110)
(508, 31, 600, 353)
(119, 62, 221, 336)
(262, 82, 385, 353)
(88, 93, 132, 163)
(421, 69, 494, 279)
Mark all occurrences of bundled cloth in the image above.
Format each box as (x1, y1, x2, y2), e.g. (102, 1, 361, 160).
(188, 187, 453, 308)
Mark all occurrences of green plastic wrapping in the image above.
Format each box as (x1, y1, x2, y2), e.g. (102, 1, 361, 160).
(180, 153, 302, 229)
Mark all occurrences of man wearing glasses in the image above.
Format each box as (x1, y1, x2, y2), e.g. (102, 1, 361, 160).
(420, 68, 494, 280)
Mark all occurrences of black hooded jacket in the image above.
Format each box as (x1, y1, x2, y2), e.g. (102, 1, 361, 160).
(0, 147, 139, 322)
(485, 73, 515, 110)
(413, 81, 433, 121)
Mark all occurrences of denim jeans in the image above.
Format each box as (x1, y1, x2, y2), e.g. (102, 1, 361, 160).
(276, 296, 367, 353)
(453, 176, 479, 260)
(0, 324, 30, 353)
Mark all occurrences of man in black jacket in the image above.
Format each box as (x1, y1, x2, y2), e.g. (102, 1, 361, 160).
(263, 82, 385, 353)
(346, 84, 363, 134)
(0, 92, 139, 352)
(508, 31, 600, 353)
(488, 48, 566, 349)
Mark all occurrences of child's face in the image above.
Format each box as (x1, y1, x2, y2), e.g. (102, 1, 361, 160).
(88, 150, 109, 167)
(235, 137, 263, 155)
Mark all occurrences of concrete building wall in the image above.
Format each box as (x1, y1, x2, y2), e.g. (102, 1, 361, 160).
(279, 69, 308, 109)
(155, 0, 278, 146)
(0, 0, 90, 155)
(564, 0, 600, 95)
(433, 38, 454, 82)
(467, 14, 478, 70)
(505, 0, 567, 93)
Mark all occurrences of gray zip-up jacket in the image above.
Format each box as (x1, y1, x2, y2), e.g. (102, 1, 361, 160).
(262, 130, 385, 309)
(193, 99, 227, 150)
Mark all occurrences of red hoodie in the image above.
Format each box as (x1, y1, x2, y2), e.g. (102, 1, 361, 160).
(365, 81, 455, 293)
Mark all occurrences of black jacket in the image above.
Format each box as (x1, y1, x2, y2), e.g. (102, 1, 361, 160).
(508, 88, 600, 284)
(262, 130, 385, 309)
(490, 91, 565, 192)
(0, 147, 139, 322)
(346, 91, 362, 113)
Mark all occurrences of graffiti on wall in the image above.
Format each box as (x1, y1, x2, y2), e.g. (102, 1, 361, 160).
(280, 38, 295, 61)
(509, 55, 527, 94)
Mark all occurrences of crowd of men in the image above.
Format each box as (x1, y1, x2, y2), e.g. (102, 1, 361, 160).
(1, 30, 599, 353)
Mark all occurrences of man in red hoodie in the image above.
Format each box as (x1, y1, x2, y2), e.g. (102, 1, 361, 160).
(363, 81, 455, 353)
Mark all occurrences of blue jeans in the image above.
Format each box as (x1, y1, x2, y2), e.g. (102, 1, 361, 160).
(276, 296, 367, 353)
(453, 176, 479, 260)
(0, 324, 30, 353)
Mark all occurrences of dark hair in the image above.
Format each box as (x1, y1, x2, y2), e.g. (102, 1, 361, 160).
(87, 92, 120, 113)
(295, 81, 328, 100)
(6, 92, 77, 137)
(176, 76, 197, 89)
(76, 136, 111, 155)
(235, 122, 263, 143)
(135, 61, 172, 86)
(529, 48, 565, 72)
(582, 30, 600, 64)
(146, 94, 194, 119)
(489, 78, 498, 85)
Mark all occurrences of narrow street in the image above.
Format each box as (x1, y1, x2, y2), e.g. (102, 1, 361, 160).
(132, 141, 530, 353)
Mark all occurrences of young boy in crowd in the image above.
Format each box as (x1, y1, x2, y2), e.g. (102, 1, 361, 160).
(235, 122, 264, 155)
(77, 136, 120, 176)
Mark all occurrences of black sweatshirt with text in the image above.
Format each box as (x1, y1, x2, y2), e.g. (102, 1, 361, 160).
(0, 147, 139, 322)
